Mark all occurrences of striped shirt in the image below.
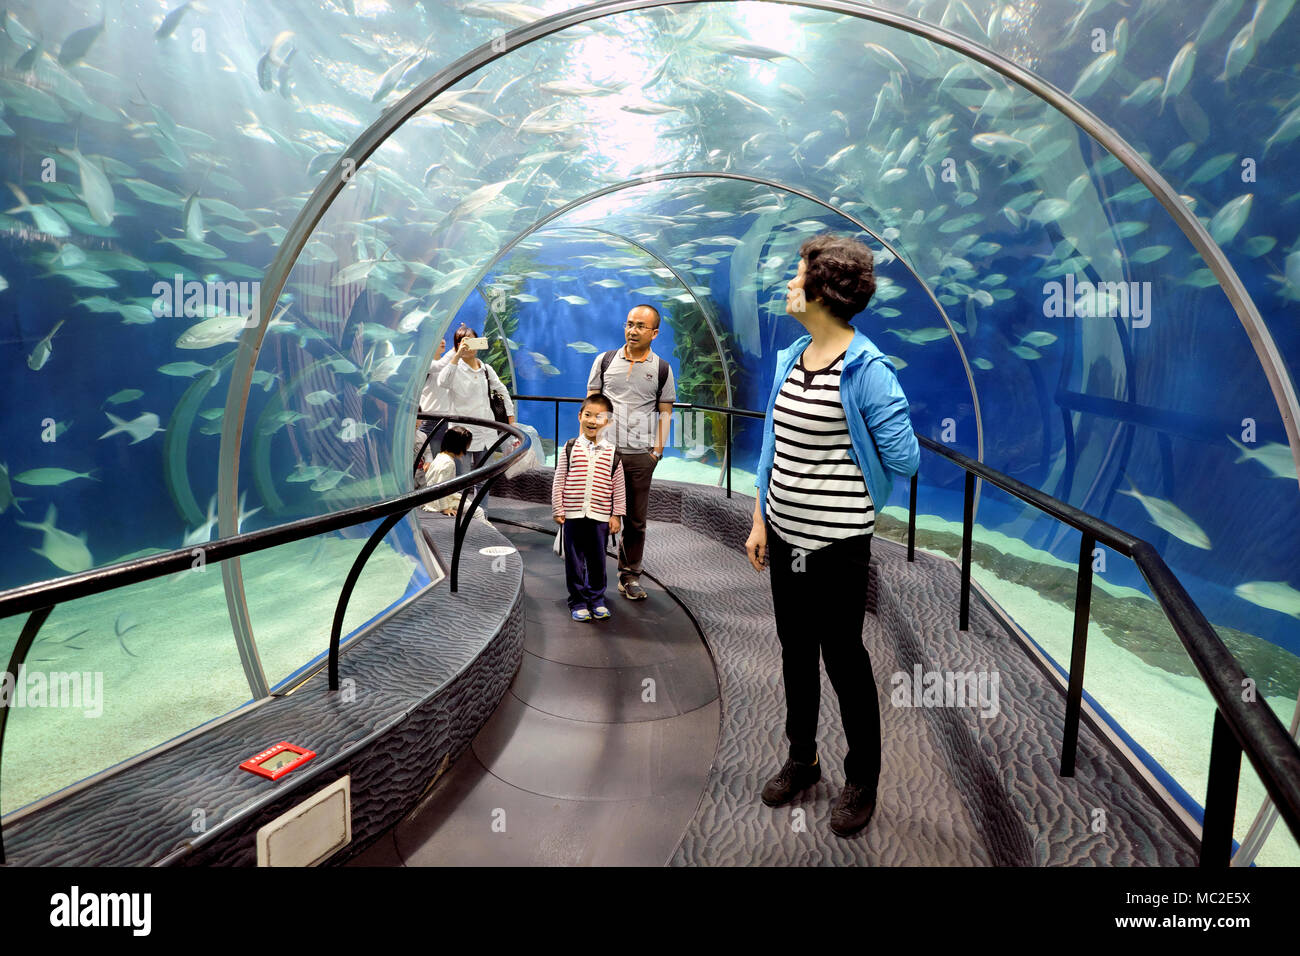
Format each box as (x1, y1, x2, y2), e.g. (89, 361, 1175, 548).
(552, 435, 627, 522)
(766, 352, 874, 550)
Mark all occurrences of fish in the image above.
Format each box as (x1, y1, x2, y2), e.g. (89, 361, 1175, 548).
(1186, 153, 1237, 183)
(1197, 0, 1246, 45)
(567, 341, 599, 353)
(1070, 49, 1118, 99)
(884, 355, 908, 371)
(27, 320, 65, 370)
(1028, 199, 1071, 223)
(1020, 331, 1058, 347)
(1160, 42, 1196, 111)
(1241, 236, 1276, 257)
(59, 147, 116, 227)
(1218, 23, 1256, 82)
(13, 467, 98, 486)
(305, 389, 337, 406)
(1118, 479, 1212, 549)
(973, 358, 994, 370)
(880, 168, 908, 185)
(183, 190, 205, 241)
(104, 388, 144, 405)
(1208, 194, 1252, 244)
(1130, 245, 1172, 264)
(1233, 580, 1300, 618)
(99, 411, 163, 444)
(155, 1, 195, 39)
(16, 503, 93, 573)
(1251, 0, 1298, 45)
(1264, 106, 1300, 155)
(175, 315, 247, 349)
(58, 16, 105, 66)
(182, 495, 218, 547)
(863, 42, 908, 76)
(158, 360, 212, 377)
(0, 462, 28, 514)
(7, 185, 71, 237)
(287, 464, 328, 483)
(556, 294, 589, 306)
(311, 465, 354, 492)
(971, 133, 1029, 156)
(1010, 345, 1042, 360)
(1120, 77, 1164, 108)
(886, 327, 950, 345)
(1227, 435, 1298, 479)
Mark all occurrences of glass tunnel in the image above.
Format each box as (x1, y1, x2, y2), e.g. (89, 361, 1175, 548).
(0, 0, 1297, 867)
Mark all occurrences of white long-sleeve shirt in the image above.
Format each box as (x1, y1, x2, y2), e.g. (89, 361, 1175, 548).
(436, 357, 515, 451)
(421, 452, 487, 522)
(419, 349, 456, 415)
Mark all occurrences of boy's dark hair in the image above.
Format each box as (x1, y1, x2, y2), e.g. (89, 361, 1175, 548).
(441, 425, 472, 455)
(581, 392, 614, 415)
(799, 234, 876, 320)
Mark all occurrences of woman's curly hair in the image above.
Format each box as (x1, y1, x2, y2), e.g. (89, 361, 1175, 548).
(799, 235, 876, 320)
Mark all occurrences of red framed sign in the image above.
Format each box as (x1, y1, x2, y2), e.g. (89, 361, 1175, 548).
(239, 742, 316, 780)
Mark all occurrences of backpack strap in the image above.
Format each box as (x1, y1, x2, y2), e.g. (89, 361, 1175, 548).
(599, 349, 616, 393)
(564, 437, 576, 473)
(655, 356, 668, 404)
(611, 449, 621, 480)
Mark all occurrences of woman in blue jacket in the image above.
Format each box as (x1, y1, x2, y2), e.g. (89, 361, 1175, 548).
(744, 234, 920, 837)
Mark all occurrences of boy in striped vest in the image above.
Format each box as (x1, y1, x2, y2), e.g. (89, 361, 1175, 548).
(553, 393, 627, 622)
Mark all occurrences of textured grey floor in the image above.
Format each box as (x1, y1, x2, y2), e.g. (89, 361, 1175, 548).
(483, 476, 1198, 867)
(348, 524, 720, 867)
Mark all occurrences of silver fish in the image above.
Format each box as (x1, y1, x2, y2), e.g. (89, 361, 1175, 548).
(1118, 480, 1212, 549)
(15, 503, 93, 573)
(99, 411, 163, 444)
(27, 320, 64, 370)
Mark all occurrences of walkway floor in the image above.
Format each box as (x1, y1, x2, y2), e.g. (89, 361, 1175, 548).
(350, 523, 719, 866)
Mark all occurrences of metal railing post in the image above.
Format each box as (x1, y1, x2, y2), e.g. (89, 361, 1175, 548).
(908, 472, 917, 562)
(553, 400, 559, 468)
(726, 412, 732, 498)
(1201, 709, 1243, 866)
(0, 604, 53, 864)
(329, 511, 407, 691)
(959, 471, 974, 630)
(1060, 532, 1095, 776)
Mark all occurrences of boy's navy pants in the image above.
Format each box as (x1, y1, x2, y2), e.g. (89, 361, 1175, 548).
(563, 517, 610, 611)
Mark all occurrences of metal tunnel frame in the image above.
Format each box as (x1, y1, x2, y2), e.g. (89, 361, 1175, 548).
(217, 0, 1300, 860)
(432, 170, 983, 493)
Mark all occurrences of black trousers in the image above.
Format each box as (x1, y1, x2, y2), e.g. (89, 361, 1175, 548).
(617, 451, 657, 584)
(766, 521, 881, 792)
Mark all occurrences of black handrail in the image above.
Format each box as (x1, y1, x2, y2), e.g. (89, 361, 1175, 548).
(507, 393, 1300, 863)
(906, 434, 1300, 864)
(0, 416, 527, 865)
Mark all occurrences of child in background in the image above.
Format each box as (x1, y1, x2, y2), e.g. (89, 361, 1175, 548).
(553, 394, 626, 622)
(421, 426, 489, 523)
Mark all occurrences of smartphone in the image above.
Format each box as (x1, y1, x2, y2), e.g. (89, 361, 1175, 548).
(463, 337, 489, 350)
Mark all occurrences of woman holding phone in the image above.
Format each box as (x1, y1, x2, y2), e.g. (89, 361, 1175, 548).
(744, 234, 919, 838)
(437, 324, 518, 512)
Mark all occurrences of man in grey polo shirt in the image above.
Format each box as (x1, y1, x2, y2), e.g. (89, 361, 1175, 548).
(587, 304, 676, 601)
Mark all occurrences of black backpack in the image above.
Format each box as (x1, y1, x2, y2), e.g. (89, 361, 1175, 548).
(564, 438, 622, 481)
(598, 349, 670, 403)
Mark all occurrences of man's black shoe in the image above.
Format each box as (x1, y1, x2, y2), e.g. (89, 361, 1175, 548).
(829, 782, 876, 837)
(760, 755, 820, 807)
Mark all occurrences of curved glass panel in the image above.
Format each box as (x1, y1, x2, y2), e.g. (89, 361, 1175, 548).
(3, 0, 1298, 861)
